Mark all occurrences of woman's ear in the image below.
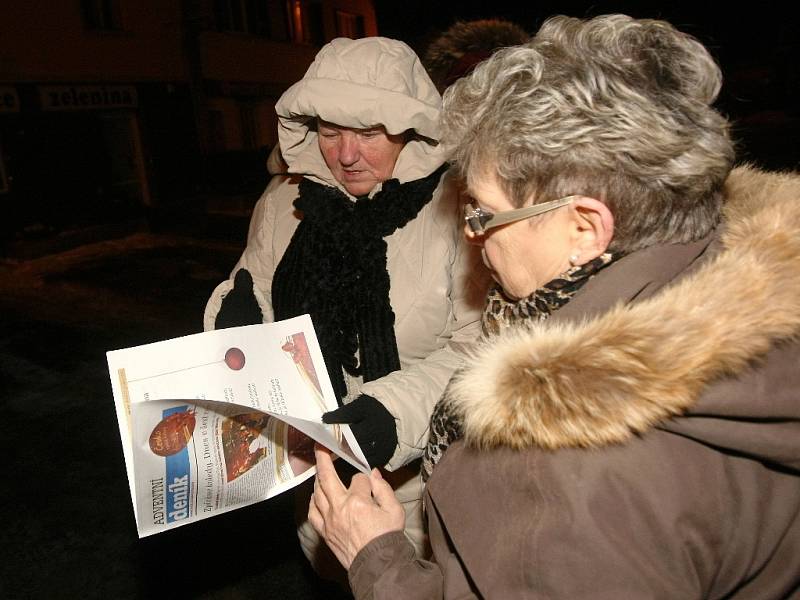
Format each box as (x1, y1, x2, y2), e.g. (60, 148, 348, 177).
(568, 197, 614, 264)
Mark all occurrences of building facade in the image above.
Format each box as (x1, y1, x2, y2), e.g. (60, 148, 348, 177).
(0, 0, 377, 241)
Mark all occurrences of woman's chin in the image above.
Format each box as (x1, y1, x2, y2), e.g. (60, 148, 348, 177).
(498, 286, 522, 301)
(499, 281, 537, 301)
(490, 270, 531, 301)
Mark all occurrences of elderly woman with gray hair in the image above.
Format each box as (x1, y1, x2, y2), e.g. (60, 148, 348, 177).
(308, 14, 800, 598)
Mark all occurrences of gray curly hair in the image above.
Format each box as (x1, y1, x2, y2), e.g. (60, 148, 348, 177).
(441, 14, 735, 253)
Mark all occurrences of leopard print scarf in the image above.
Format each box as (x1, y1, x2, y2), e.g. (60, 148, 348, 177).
(422, 252, 617, 481)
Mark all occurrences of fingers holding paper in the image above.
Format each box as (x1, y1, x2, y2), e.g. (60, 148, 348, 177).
(309, 444, 405, 569)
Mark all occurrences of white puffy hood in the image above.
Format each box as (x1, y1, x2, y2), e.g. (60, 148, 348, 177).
(275, 37, 447, 190)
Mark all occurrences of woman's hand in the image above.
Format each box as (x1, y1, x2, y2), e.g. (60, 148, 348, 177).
(308, 444, 405, 569)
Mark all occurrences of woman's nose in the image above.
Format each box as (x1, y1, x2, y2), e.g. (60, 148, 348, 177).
(338, 134, 359, 165)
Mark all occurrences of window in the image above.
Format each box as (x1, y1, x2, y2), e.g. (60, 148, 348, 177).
(214, 0, 271, 37)
(81, 0, 123, 31)
(335, 10, 365, 39)
(286, 0, 323, 45)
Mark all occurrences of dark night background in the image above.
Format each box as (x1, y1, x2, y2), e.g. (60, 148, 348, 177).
(0, 2, 797, 599)
(376, 0, 799, 172)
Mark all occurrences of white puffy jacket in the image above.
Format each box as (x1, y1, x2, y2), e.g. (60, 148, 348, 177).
(203, 37, 489, 560)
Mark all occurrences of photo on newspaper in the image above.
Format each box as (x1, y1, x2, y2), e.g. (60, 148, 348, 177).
(106, 314, 369, 538)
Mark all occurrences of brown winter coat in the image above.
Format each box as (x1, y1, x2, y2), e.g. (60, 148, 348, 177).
(348, 166, 800, 599)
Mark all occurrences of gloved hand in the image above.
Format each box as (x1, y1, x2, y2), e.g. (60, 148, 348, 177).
(322, 394, 398, 469)
(214, 268, 263, 329)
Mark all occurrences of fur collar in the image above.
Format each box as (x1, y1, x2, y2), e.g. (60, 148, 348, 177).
(448, 166, 800, 450)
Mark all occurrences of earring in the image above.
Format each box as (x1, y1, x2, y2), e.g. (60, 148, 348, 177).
(569, 253, 580, 266)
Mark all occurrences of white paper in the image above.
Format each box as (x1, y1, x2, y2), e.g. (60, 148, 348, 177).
(106, 315, 369, 537)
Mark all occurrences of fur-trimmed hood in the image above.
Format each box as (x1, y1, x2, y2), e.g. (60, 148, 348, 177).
(447, 166, 800, 465)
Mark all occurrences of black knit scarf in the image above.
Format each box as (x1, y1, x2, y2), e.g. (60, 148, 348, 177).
(272, 164, 447, 403)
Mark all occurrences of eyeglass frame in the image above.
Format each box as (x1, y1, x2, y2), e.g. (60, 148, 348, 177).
(463, 195, 578, 235)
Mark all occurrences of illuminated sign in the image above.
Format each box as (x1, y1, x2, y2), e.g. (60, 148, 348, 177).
(39, 84, 138, 111)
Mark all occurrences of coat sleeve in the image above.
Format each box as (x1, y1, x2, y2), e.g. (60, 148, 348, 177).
(360, 195, 490, 470)
(203, 178, 289, 331)
(348, 531, 444, 600)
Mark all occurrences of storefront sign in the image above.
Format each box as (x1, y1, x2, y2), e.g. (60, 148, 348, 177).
(39, 84, 138, 111)
(0, 86, 20, 113)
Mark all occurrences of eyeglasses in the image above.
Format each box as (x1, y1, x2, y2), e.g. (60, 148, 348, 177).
(463, 195, 577, 235)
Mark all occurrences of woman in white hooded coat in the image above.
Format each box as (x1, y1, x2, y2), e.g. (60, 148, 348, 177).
(203, 37, 488, 577)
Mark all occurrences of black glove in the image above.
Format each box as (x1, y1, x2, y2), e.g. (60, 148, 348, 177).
(214, 268, 263, 329)
(322, 394, 397, 469)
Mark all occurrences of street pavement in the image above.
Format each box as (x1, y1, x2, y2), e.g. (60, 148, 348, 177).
(0, 229, 351, 599)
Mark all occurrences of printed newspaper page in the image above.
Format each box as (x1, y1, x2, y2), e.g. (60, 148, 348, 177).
(106, 314, 369, 538)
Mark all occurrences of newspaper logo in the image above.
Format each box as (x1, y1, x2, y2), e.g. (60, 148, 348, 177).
(160, 405, 193, 523)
